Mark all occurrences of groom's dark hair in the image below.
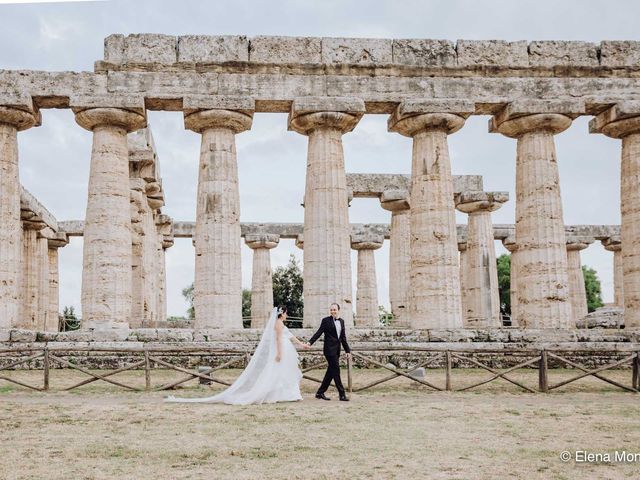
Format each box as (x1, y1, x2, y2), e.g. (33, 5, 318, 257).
(330, 303, 341, 310)
(277, 305, 288, 319)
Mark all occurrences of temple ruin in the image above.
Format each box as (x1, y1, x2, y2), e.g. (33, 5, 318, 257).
(1, 34, 640, 344)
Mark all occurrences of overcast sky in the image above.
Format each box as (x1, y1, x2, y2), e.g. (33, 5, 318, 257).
(1, 0, 638, 318)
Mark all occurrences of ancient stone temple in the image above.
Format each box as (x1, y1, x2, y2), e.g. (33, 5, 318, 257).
(1, 34, 638, 334)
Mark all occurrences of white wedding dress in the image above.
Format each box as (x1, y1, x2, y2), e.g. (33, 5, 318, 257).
(165, 308, 303, 405)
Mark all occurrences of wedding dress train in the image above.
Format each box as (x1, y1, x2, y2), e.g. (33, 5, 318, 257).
(165, 308, 302, 405)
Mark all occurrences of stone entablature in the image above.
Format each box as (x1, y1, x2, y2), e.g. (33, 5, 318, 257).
(347, 173, 482, 197)
(58, 220, 622, 243)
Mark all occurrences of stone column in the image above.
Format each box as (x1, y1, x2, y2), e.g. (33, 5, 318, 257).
(590, 103, 640, 328)
(245, 234, 279, 328)
(388, 100, 473, 329)
(47, 232, 68, 332)
(0, 105, 37, 329)
(351, 233, 384, 327)
(456, 191, 508, 328)
(185, 100, 253, 329)
(490, 100, 583, 328)
(457, 239, 469, 323)
(502, 236, 519, 326)
(129, 179, 147, 329)
(156, 214, 173, 325)
(19, 222, 45, 330)
(566, 239, 591, 323)
(289, 97, 364, 328)
(380, 189, 410, 327)
(602, 236, 623, 308)
(74, 102, 146, 330)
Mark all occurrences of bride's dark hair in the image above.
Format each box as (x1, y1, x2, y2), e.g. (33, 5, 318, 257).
(277, 305, 288, 319)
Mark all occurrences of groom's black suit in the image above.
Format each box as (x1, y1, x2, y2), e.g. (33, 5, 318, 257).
(309, 316, 351, 397)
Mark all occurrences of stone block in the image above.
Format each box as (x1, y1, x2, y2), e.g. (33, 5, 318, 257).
(395, 98, 475, 117)
(508, 329, 578, 343)
(528, 41, 599, 67)
(178, 35, 249, 63)
(492, 99, 586, 128)
(69, 94, 146, 113)
(600, 41, 640, 67)
(291, 96, 365, 115)
(107, 71, 219, 96)
(408, 367, 426, 379)
(392, 39, 456, 67)
(0, 330, 10, 342)
(128, 328, 159, 341)
(182, 94, 255, 113)
(156, 329, 193, 342)
(104, 34, 125, 63)
(10, 329, 37, 342)
(122, 34, 177, 64)
(457, 40, 528, 67)
(321, 37, 392, 65)
(249, 36, 321, 64)
(428, 329, 476, 342)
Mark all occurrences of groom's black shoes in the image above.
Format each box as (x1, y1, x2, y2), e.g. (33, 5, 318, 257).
(339, 395, 350, 402)
(315, 393, 331, 401)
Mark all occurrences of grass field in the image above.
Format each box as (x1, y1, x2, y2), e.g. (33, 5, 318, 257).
(1, 368, 639, 480)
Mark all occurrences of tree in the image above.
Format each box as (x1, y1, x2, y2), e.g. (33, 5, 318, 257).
(378, 305, 392, 327)
(496, 254, 511, 316)
(582, 265, 604, 312)
(61, 306, 80, 331)
(242, 289, 252, 328)
(182, 283, 195, 320)
(272, 254, 304, 320)
(495, 254, 604, 315)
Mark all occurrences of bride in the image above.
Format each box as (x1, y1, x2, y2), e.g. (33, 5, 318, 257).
(165, 306, 309, 405)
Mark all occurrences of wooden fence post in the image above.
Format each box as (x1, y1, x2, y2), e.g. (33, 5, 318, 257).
(539, 350, 548, 393)
(43, 348, 50, 391)
(445, 351, 452, 391)
(347, 354, 352, 394)
(144, 350, 151, 391)
(632, 352, 639, 391)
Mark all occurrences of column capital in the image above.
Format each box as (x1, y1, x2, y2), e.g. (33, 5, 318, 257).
(489, 99, 584, 138)
(72, 95, 146, 132)
(502, 235, 517, 253)
(351, 233, 384, 250)
(294, 234, 304, 250)
(566, 237, 593, 251)
(245, 233, 280, 250)
(183, 96, 254, 133)
(47, 231, 69, 249)
(388, 99, 473, 137)
(458, 240, 468, 252)
(0, 105, 39, 131)
(602, 235, 622, 252)
(589, 101, 640, 139)
(380, 188, 410, 212)
(456, 191, 509, 214)
(288, 96, 364, 135)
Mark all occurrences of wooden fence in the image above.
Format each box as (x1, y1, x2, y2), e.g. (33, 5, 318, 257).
(1, 345, 638, 394)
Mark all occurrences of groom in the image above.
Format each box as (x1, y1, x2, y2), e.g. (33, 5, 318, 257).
(307, 303, 351, 401)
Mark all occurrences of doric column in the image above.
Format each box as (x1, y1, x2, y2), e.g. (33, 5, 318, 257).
(0, 104, 37, 329)
(73, 99, 147, 329)
(184, 97, 254, 329)
(456, 191, 508, 327)
(351, 233, 384, 328)
(566, 238, 592, 323)
(380, 189, 410, 327)
(19, 221, 46, 330)
(156, 214, 173, 325)
(47, 232, 68, 332)
(245, 234, 279, 328)
(289, 97, 364, 328)
(502, 236, 519, 326)
(602, 236, 623, 307)
(490, 100, 584, 328)
(457, 239, 469, 323)
(388, 99, 473, 329)
(590, 102, 640, 328)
